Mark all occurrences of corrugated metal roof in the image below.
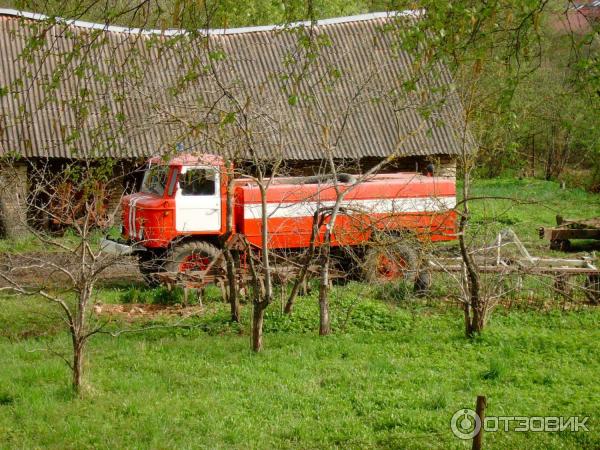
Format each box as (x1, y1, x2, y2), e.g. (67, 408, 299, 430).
(0, 9, 476, 160)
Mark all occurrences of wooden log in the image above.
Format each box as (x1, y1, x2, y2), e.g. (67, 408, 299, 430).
(543, 227, 600, 241)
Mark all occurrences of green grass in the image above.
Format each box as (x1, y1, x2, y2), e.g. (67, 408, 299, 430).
(0, 226, 119, 254)
(0, 286, 599, 449)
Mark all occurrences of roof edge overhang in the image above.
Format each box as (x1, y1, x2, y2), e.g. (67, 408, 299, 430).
(0, 8, 423, 37)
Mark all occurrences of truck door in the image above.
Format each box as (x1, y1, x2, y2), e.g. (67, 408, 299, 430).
(175, 166, 221, 232)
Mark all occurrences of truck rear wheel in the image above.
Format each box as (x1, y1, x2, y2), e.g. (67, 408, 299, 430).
(363, 241, 418, 283)
(164, 241, 222, 274)
(362, 239, 431, 292)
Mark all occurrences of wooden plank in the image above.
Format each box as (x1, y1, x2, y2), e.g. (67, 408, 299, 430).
(544, 228, 600, 240)
(559, 217, 600, 229)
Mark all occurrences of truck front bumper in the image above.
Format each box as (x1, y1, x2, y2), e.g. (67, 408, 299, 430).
(100, 237, 144, 256)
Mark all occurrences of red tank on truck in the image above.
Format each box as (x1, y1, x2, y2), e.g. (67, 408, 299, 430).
(100, 153, 457, 285)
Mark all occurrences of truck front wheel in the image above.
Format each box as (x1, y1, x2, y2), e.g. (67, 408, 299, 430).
(362, 240, 431, 293)
(164, 241, 222, 274)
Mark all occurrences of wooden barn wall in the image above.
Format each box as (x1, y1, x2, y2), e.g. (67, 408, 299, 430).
(0, 161, 29, 239)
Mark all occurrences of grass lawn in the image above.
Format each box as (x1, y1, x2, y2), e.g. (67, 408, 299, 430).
(0, 178, 599, 449)
(1, 287, 599, 449)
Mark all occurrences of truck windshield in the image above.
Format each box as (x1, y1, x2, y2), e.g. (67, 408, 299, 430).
(141, 165, 169, 196)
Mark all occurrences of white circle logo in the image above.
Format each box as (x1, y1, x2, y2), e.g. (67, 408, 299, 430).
(451, 408, 481, 440)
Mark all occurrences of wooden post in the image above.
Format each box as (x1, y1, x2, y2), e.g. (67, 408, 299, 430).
(472, 395, 486, 450)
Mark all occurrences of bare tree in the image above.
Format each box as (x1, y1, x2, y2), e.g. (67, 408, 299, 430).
(269, 12, 455, 336)
(0, 10, 158, 391)
(380, 1, 556, 336)
(0, 159, 131, 393)
(222, 162, 242, 322)
(244, 162, 282, 351)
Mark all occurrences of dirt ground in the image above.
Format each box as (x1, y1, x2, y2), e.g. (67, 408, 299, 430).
(93, 302, 205, 320)
(0, 251, 142, 287)
(0, 250, 210, 321)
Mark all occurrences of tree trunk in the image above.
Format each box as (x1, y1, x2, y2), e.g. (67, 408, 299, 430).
(318, 245, 332, 336)
(318, 281, 331, 335)
(248, 182, 272, 353)
(252, 304, 265, 352)
(72, 338, 84, 393)
(460, 229, 484, 338)
(224, 169, 240, 322)
(464, 301, 486, 337)
(472, 306, 486, 334)
(316, 205, 341, 336)
(224, 248, 240, 322)
(283, 292, 296, 314)
(459, 170, 484, 338)
(285, 210, 321, 314)
(463, 302, 471, 337)
(285, 261, 310, 315)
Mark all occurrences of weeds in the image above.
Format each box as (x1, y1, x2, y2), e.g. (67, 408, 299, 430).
(481, 358, 508, 381)
(0, 393, 14, 406)
(120, 286, 188, 305)
(373, 281, 412, 303)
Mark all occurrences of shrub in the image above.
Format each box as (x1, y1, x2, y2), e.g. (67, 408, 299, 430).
(150, 286, 186, 305)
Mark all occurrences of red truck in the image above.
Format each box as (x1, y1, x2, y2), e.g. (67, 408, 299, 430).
(101, 153, 457, 284)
